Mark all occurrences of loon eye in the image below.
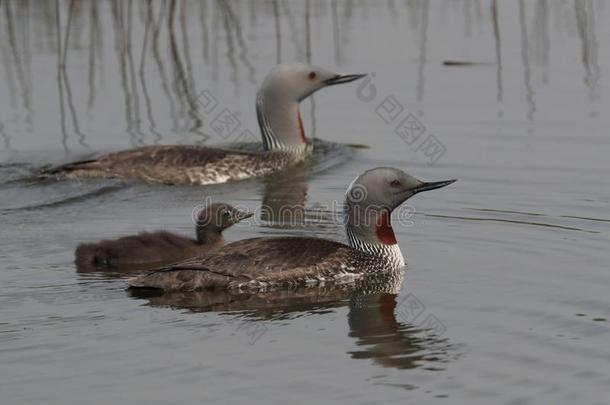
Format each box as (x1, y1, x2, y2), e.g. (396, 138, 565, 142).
(223, 211, 231, 217)
(308, 71, 317, 80)
(390, 180, 401, 187)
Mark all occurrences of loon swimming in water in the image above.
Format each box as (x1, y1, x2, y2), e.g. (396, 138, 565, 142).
(128, 167, 456, 291)
(48, 64, 365, 185)
(75, 203, 251, 269)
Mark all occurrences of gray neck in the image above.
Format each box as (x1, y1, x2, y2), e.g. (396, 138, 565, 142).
(256, 90, 308, 153)
(196, 227, 224, 245)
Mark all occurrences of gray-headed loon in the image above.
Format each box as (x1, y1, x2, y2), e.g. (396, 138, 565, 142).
(49, 64, 365, 185)
(128, 168, 456, 291)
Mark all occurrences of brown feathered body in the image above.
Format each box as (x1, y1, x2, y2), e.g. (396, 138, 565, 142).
(128, 237, 400, 292)
(75, 203, 251, 271)
(75, 231, 224, 268)
(50, 145, 310, 185)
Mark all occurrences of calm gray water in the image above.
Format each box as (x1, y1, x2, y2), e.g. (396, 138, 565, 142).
(1, 1, 610, 404)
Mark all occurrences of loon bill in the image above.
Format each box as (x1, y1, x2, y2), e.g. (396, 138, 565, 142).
(75, 203, 251, 270)
(46, 63, 366, 185)
(128, 167, 456, 292)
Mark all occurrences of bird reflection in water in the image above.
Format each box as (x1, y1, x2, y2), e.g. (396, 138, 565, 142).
(129, 270, 454, 372)
(259, 138, 355, 231)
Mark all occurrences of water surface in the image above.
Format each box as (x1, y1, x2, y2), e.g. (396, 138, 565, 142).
(1, 1, 610, 404)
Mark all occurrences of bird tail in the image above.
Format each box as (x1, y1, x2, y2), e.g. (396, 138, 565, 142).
(41, 158, 99, 176)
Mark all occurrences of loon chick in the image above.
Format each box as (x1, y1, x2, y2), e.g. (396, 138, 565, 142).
(75, 203, 252, 269)
(128, 168, 456, 291)
(48, 64, 365, 185)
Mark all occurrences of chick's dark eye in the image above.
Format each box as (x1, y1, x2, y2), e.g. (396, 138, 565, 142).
(390, 180, 401, 187)
(223, 211, 231, 217)
(308, 71, 317, 80)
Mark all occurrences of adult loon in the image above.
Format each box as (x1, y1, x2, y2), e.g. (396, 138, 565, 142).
(75, 203, 251, 269)
(49, 64, 365, 185)
(128, 168, 456, 291)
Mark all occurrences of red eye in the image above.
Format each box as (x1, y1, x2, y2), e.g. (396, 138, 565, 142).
(390, 180, 401, 187)
(308, 71, 317, 80)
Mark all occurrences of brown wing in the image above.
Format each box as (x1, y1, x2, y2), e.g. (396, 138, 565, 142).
(49, 145, 261, 184)
(52, 145, 226, 170)
(128, 237, 369, 291)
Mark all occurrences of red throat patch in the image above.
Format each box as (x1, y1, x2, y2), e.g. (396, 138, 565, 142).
(378, 294, 398, 327)
(296, 111, 307, 143)
(375, 210, 397, 245)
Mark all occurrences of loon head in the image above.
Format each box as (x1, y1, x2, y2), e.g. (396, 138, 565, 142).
(261, 63, 367, 102)
(344, 167, 456, 251)
(257, 63, 366, 152)
(195, 203, 253, 244)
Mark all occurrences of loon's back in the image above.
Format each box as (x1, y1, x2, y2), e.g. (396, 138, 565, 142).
(47, 145, 304, 185)
(127, 237, 392, 292)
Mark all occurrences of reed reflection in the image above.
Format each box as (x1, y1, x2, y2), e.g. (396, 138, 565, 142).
(0, 0, 604, 154)
(63, 0, 90, 148)
(0, 120, 12, 155)
(221, 0, 256, 86)
(3, 0, 33, 127)
(574, 0, 600, 117)
(87, 0, 103, 112)
(168, 0, 204, 135)
(151, 0, 179, 133)
(139, 0, 163, 143)
(518, 0, 536, 122)
(532, 0, 550, 85)
(55, 0, 69, 152)
(491, 0, 502, 109)
(272, 0, 281, 64)
(416, 0, 428, 104)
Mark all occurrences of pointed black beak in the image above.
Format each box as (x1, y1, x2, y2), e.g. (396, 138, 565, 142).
(232, 210, 254, 223)
(324, 73, 367, 86)
(412, 179, 457, 194)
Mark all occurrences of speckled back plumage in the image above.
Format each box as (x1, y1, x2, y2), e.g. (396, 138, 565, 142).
(51, 145, 310, 185)
(128, 237, 401, 292)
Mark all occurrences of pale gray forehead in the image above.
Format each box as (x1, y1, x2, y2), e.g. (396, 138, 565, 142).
(356, 167, 420, 187)
(274, 63, 316, 73)
(360, 167, 419, 184)
(268, 63, 332, 79)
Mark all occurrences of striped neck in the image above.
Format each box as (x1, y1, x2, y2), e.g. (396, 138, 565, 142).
(256, 91, 309, 154)
(344, 207, 405, 269)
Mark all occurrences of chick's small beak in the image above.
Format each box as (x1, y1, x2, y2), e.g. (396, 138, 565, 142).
(324, 73, 367, 86)
(232, 210, 254, 223)
(412, 179, 457, 194)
